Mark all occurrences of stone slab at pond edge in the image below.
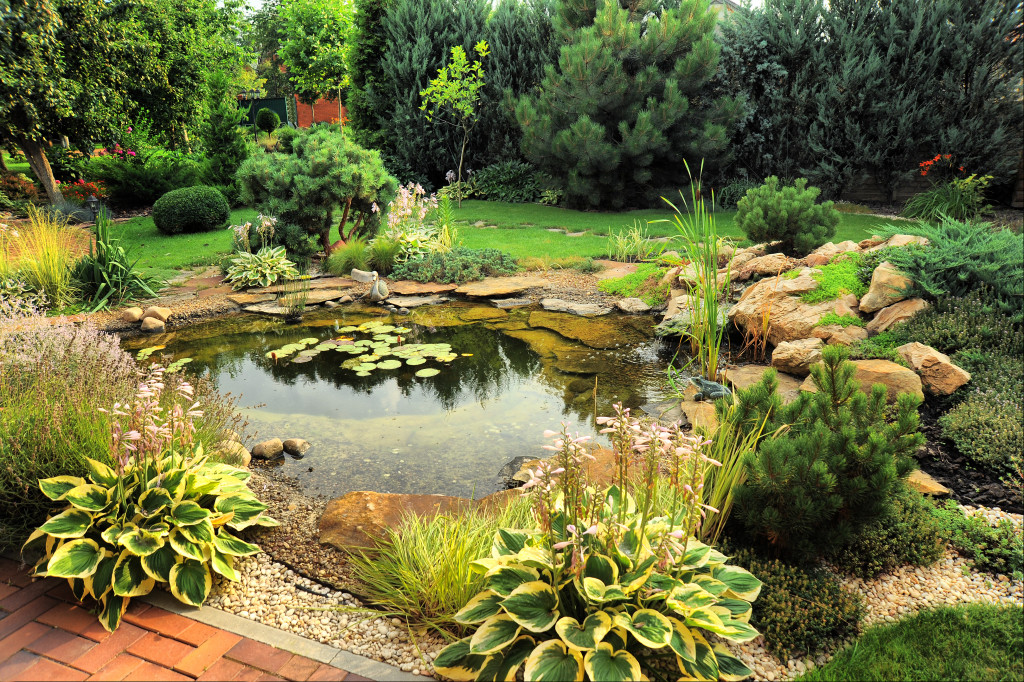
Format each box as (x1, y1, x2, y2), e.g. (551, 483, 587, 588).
(455, 275, 547, 297)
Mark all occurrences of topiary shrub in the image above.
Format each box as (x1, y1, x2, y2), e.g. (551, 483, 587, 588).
(255, 107, 281, 136)
(736, 176, 839, 256)
(729, 345, 923, 563)
(152, 185, 230, 235)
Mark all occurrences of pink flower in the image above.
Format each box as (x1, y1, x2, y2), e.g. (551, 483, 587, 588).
(552, 541, 572, 550)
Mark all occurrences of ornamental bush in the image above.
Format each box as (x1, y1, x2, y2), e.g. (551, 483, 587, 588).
(152, 185, 230, 235)
(255, 108, 281, 136)
(391, 247, 518, 284)
(730, 345, 923, 563)
(735, 176, 839, 256)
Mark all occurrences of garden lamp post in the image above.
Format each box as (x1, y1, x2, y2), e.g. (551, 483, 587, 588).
(86, 195, 99, 222)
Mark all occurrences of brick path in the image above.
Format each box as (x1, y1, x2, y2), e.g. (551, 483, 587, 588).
(0, 559, 370, 681)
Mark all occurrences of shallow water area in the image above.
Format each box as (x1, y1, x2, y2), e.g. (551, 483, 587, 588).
(122, 302, 675, 499)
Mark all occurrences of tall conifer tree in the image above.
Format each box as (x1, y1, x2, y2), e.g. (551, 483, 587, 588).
(515, 0, 741, 209)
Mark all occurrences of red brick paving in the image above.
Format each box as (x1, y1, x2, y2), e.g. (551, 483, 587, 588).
(0, 558, 367, 681)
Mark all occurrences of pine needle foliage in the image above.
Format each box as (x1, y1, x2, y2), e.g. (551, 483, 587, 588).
(515, 0, 742, 209)
(727, 345, 923, 563)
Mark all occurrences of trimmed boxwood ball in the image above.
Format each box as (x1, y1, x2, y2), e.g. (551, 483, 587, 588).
(255, 107, 281, 135)
(152, 185, 230, 235)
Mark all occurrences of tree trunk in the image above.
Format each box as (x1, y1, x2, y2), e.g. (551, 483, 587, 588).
(0, 153, 6, 172)
(19, 138, 63, 204)
(457, 131, 468, 208)
(311, 102, 316, 126)
(321, 213, 333, 256)
(337, 197, 352, 243)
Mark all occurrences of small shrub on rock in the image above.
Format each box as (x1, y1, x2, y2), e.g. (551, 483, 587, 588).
(930, 501, 1023, 578)
(830, 484, 945, 579)
(730, 345, 923, 563)
(391, 247, 519, 284)
(728, 544, 864, 661)
(152, 185, 230, 235)
(736, 176, 839, 255)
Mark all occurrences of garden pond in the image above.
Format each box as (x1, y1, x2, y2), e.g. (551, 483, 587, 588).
(121, 302, 677, 499)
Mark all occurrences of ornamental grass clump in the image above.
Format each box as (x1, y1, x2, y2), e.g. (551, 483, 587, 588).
(23, 367, 277, 631)
(435, 406, 762, 681)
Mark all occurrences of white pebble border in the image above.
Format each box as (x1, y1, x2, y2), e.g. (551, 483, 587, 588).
(208, 503, 1022, 680)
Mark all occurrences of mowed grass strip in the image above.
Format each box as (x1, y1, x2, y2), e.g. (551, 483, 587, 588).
(797, 604, 1024, 682)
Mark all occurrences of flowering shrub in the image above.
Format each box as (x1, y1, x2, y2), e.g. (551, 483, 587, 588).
(229, 214, 277, 254)
(905, 154, 993, 222)
(0, 172, 40, 202)
(95, 143, 138, 161)
(60, 179, 107, 203)
(225, 245, 298, 290)
(24, 367, 277, 631)
(373, 182, 445, 263)
(434, 407, 761, 681)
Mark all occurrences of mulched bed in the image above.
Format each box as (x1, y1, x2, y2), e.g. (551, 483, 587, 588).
(916, 400, 1022, 514)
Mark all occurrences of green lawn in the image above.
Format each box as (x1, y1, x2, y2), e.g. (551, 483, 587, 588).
(113, 208, 257, 284)
(1, 151, 33, 176)
(798, 604, 1023, 682)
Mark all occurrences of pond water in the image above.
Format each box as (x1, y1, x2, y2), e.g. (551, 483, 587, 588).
(122, 302, 676, 499)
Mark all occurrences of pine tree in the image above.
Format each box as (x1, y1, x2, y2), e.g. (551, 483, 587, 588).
(515, 0, 742, 209)
(202, 71, 249, 186)
(727, 345, 923, 563)
(345, 0, 393, 150)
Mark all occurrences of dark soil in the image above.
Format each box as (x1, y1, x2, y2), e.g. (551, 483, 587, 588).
(916, 400, 1022, 514)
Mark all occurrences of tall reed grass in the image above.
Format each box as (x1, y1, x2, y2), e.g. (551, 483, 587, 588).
(10, 207, 80, 307)
(348, 495, 534, 636)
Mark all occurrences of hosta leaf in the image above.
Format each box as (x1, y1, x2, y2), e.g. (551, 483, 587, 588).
(583, 642, 642, 682)
(21, 526, 48, 556)
(213, 530, 260, 557)
(713, 642, 755, 682)
(170, 559, 212, 606)
(70, 577, 89, 602)
(169, 528, 208, 562)
(485, 564, 539, 597)
(168, 500, 211, 526)
(39, 476, 86, 501)
(470, 614, 521, 655)
(523, 639, 583, 682)
(86, 551, 118, 600)
(112, 551, 155, 597)
(211, 549, 239, 581)
(476, 635, 534, 682)
(583, 554, 618, 587)
(140, 544, 178, 583)
(501, 581, 559, 633)
(677, 630, 719, 682)
(613, 609, 672, 649)
(667, 617, 697, 662)
(179, 519, 214, 545)
(514, 546, 553, 571)
(619, 556, 656, 595)
(155, 469, 188, 502)
(604, 485, 636, 517)
(100, 523, 125, 546)
(555, 612, 612, 651)
(684, 607, 725, 633)
(215, 494, 269, 529)
(454, 590, 504, 624)
(46, 538, 102, 578)
(83, 458, 118, 487)
(39, 509, 93, 539)
(432, 637, 491, 682)
(668, 583, 718, 612)
(139, 488, 173, 517)
(185, 474, 219, 498)
(713, 564, 763, 602)
(99, 595, 128, 633)
(692, 574, 729, 597)
(702, 618, 760, 643)
(680, 542, 712, 569)
(717, 597, 754, 623)
(62, 484, 110, 513)
(580, 577, 627, 603)
(492, 528, 533, 557)
(119, 528, 166, 557)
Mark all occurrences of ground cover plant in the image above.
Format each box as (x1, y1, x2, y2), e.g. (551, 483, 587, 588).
(391, 247, 519, 284)
(596, 263, 669, 307)
(24, 366, 277, 632)
(929, 501, 1023, 579)
(797, 604, 1023, 682)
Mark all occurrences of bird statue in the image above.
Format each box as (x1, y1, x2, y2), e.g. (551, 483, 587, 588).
(369, 271, 389, 302)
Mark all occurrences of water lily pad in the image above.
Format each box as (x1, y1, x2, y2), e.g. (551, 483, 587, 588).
(406, 357, 426, 366)
(291, 356, 313, 364)
(354, 363, 377, 371)
(358, 354, 380, 362)
(341, 358, 363, 370)
(299, 338, 319, 345)
(355, 371, 372, 377)
(316, 343, 336, 350)
(299, 349, 319, 357)
(415, 368, 441, 378)
(338, 326, 358, 332)
(355, 339, 375, 347)
(377, 359, 402, 370)
(394, 327, 412, 333)
(375, 325, 396, 333)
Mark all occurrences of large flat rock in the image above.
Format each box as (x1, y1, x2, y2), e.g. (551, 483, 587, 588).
(388, 294, 448, 308)
(455, 276, 547, 297)
(540, 298, 612, 316)
(528, 310, 651, 350)
(228, 293, 276, 305)
(251, 276, 356, 294)
(389, 281, 458, 295)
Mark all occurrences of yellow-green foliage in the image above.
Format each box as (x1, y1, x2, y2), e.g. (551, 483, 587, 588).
(597, 262, 668, 306)
(802, 254, 868, 304)
(815, 312, 865, 328)
(12, 207, 80, 307)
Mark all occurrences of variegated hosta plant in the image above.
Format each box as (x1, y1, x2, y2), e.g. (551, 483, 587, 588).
(435, 409, 762, 682)
(21, 367, 277, 632)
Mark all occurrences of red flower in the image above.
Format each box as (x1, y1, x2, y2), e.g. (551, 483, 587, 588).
(959, 166, 965, 172)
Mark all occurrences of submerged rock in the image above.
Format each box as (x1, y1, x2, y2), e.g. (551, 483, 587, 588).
(540, 298, 613, 316)
(283, 438, 311, 458)
(528, 310, 650, 349)
(251, 438, 285, 460)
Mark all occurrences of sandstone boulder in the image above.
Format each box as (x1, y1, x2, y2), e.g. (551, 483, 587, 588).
(800, 359, 923, 402)
(251, 438, 284, 460)
(320, 492, 475, 549)
(214, 440, 251, 467)
(121, 307, 144, 323)
(866, 298, 929, 335)
(771, 338, 823, 376)
(140, 317, 165, 333)
(896, 342, 971, 395)
(812, 324, 868, 346)
(859, 262, 913, 313)
(859, 236, 887, 249)
(540, 298, 613, 316)
(906, 469, 951, 496)
(722, 365, 803, 404)
(735, 253, 794, 281)
(283, 438, 311, 457)
(142, 306, 172, 322)
(455, 276, 546, 297)
(389, 281, 458, 295)
(884, 234, 929, 249)
(728, 275, 859, 346)
(615, 297, 652, 314)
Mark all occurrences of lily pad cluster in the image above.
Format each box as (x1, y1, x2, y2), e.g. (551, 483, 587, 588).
(264, 319, 468, 378)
